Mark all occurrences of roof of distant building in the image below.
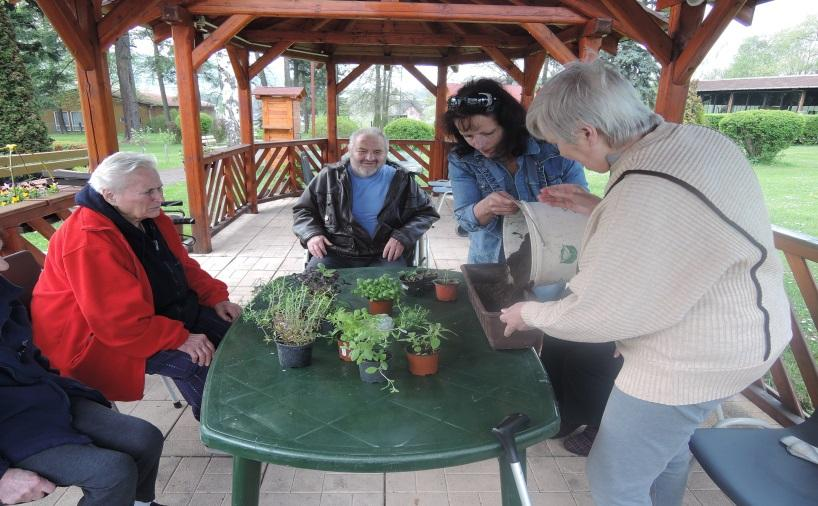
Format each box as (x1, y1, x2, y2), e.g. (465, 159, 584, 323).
(697, 75, 818, 92)
(111, 89, 213, 108)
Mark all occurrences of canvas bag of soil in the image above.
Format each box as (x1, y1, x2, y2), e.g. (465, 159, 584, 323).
(503, 202, 588, 287)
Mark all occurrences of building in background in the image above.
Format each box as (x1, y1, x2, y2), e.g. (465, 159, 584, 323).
(697, 75, 818, 114)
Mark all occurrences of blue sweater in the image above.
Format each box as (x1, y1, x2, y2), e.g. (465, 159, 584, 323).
(0, 277, 107, 478)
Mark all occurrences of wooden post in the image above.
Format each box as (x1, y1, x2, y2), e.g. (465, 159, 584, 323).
(171, 18, 211, 253)
(430, 64, 448, 181)
(227, 45, 258, 213)
(521, 53, 546, 109)
(797, 90, 806, 112)
(727, 92, 735, 113)
(655, 4, 704, 122)
(326, 60, 338, 163)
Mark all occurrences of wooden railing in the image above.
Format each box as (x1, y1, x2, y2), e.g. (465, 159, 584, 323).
(202, 144, 252, 232)
(255, 139, 327, 201)
(742, 226, 818, 426)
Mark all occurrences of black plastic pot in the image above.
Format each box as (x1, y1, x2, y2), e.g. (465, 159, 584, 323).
(399, 274, 437, 296)
(276, 341, 313, 368)
(358, 359, 387, 383)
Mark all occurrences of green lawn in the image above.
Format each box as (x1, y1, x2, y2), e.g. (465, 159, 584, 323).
(51, 132, 184, 171)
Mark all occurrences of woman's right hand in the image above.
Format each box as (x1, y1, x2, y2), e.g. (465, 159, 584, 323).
(474, 191, 519, 224)
(177, 333, 215, 366)
(538, 184, 601, 216)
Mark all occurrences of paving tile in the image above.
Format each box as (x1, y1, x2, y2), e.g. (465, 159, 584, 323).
(415, 469, 447, 492)
(563, 473, 590, 493)
(529, 492, 577, 506)
(164, 456, 209, 493)
(385, 471, 416, 492)
(445, 473, 500, 492)
(205, 457, 234, 474)
(196, 473, 233, 493)
(684, 490, 705, 505)
(53, 487, 83, 505)
(352, 492, 384, 505)
(25, 487, 65, 506)
(546, 439, 574, 457)
(157, 456, 182, 492)
(259, 493, 322, 506)
(687, 471, 720, 490)
(478, 491, 501, 506)
(691, 489, 735, 505)
(553, 456, 587, 474)
(152, 492, 192, 505)
(448, 492, 481, 506)
(386, 492, 449, 506)
(163, 438, 212, 457)
(445, 459, 498, 474)
(129, 400, 185, 437)
(320, 493, 354, 506)
(527, 440, 552, 457)
(572, 492, 594, 506)
(322, 473, 383, 493)
(292, 469, 326, 492)
(260, 463, 295, 492)
(188, 493, 227, 505)
(528, 457, 570, 492)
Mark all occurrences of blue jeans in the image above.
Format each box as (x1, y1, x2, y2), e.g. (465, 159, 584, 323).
(587, 386, 723, 506)
(145, 306, 231, 420)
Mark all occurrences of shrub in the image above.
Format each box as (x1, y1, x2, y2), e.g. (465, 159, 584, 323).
(718, 110, 804, 162)
(384, 118, 435, 140)
(683, 82, 705, 125)
(797, 114, 818, 145)
(147, 114, 176, 133)
(703, 113, 729, 130)
(174, 112, 213, 135)
(311, 115, 360, 138)
(52, 141, 86, 151)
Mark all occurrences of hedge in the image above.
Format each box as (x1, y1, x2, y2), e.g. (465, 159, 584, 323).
(174, 112, 213, 135)
(384, 118, 435, 140)
(719, 110, 804, 163)
(797, 114, 818, 145)
(703, 113, 729, 131)
(311, 115, 360, 138)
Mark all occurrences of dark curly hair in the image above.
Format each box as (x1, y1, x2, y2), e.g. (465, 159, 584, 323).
(442, 78, 529, 159)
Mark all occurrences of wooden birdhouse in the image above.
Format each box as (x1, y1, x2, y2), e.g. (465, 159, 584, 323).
(252, 87, 306, 141)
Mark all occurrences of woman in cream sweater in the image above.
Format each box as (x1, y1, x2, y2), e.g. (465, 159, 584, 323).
(500, 61, 791, 505)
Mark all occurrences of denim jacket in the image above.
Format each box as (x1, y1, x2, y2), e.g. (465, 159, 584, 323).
(449, 138, 587, 263)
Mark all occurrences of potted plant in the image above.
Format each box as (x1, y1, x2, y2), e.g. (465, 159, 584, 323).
(293, 263, 343, 294)
(243, 278, 336, 368)
(343, 310, 398, 392)
(433, 270, 460, 302)
(398, 268, 438, 296)
(394, 305, 450, 376)
(353, 274, 401, 314)
(327, 306, 364, 362)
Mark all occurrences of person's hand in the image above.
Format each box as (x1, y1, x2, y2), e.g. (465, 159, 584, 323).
(307, 235, 333, 258)
(499, 302, 533, 337)
(177, 333, 216, 366)
(474, 191, 519, 222)
(382, 237, 405, 262)
(0, 468, 56, 504)
(538, 184, 601, 216)
(214, 300, 242, 322)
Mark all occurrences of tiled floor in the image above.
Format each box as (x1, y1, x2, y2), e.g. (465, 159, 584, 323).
(29, 197, 771, 505)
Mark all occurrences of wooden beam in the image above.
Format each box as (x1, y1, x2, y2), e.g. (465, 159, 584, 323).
(656, 0, 683, 9)
(579, 36, 602, 62)
(242, 29, 533, 48)
(404, 64, 436, 95)
(192, 14, 255, 70)
(151, 21, 171, 43)
(336, 64, 372, 93)
(431, 64, 448, 181)
(598, 0, 672, 66)
(98, 0, 162, 49)
(655, 4, 704, 122)
(326, 61, 338, 162)
(189, 1, 588, 25)
(601, 34, 620, 55)
(521, 52, 546, 108)
(481, 47, 524, 85)
(226, 45, 258, 214)
(735, 2, 757, 26)
(672, 0, 748, 84)
(522, 23, 578, 65)
(248, 41, 292, 78)
(282, 48, 329, 63)
(172, 20, 211, 252)
(35, 0, 95, 70)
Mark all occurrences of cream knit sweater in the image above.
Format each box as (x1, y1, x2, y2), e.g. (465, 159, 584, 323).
(520, 122, 791, 405)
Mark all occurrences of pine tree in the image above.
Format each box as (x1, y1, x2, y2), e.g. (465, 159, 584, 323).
(0, 4, 51, 152)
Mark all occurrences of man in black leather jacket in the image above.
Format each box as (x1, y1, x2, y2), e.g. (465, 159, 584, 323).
(293, 128, 439, 269)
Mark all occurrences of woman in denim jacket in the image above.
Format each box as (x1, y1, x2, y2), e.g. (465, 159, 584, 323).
(443, 79, 588, 264)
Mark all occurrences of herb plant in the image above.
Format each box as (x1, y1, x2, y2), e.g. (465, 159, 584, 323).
(394, 304, 451, 355)
(331, 307, 398, 392)
(353, 274, 401, 301)
(398, 268, 438, 283)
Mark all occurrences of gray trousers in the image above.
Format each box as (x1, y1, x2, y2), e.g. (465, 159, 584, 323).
(15, 397, 163, 506)
(587, 386, 723, 506)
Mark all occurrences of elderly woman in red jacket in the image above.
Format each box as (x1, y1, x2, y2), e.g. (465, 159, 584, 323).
(32, 152, 241, 420)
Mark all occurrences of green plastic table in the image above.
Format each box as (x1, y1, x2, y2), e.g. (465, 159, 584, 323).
(200, 267, 559, 506)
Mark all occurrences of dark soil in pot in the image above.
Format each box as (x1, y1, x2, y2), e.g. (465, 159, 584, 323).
(276, 341, 313, 368)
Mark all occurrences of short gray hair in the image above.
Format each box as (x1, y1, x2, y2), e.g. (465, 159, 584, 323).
(526, 60, 663, 149)
(348, 127, 389, 151)
(89, 152, 158, 194)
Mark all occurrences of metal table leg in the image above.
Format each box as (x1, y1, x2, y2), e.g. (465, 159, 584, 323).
(232, 456, 261, 506)
(499, 448, 528, 506)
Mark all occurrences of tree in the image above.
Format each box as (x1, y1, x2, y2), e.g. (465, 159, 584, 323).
(132, 28, 176, 129)
(602, 39, 660, 107)
(0, 4, 51, 152)
(720, 16, 818, 78)
(684, 80, 705, 125)
(114, 32, 141, 141)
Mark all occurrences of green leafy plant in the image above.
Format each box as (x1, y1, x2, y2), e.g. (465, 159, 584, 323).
(353, 274, 401, 301)
(243, 277, 336, 346)
(331, 307, 397, 392)
(398, 268, 438, 284)
(394, 304, 450, 355)
(384, 118, 435, 140)
(293, 264, 342, 294)
(434, 270, 459, 285)
(719, 110, 805, 162)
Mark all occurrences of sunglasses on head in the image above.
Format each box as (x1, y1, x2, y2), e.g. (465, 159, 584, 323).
(447, 92, 497, 112)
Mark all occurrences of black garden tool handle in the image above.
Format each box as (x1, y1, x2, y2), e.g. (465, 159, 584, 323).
(492, 412, 530, 464)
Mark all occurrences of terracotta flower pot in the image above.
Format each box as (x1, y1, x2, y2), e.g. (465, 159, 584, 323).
(433, 281, 459, 302)
(368, 299, 393, 315)
(406, 349, 439, 376)
(337, 340, 352, 362)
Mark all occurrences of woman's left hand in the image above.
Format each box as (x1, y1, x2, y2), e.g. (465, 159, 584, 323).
(499, 302, 533, 337)
(214, 301, 242, 322)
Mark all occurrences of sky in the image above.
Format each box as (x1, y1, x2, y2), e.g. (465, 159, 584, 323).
(695, 0, 818, 77)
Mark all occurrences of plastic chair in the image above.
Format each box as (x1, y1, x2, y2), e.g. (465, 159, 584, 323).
(427, 179, 453, 213)
(689, 414, 818, 505)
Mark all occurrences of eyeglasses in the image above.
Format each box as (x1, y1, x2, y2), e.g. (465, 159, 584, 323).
(447, 92, 496, 112)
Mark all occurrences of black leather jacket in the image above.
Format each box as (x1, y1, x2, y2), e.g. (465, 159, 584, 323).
(292, 161, 439, 260)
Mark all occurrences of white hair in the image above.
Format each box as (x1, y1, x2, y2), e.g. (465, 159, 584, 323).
(527, 60, 663, 149)
(89, 152, 158, 194)
(348, 127, 389, 151)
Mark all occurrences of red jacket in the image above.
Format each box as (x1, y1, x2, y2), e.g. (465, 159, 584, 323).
(31, 207, 229, 401)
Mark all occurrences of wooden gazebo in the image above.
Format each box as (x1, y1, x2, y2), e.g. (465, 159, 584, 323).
(34, 0, 770, 253)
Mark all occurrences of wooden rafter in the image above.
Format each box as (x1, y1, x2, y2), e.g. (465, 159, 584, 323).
(598, 0, 671, 65)
(522, 23, 577, 64)
(151, 21, 171, 43)
(404, 64, 436, 95)
(188, 1, 587, 25)
(336, 64, 372, 93)
(249, 40, 293, 78)
(35, 0, 95, 70)
(98, 0, 163, 49)
(481, 47, 524, 85)
(672, 0, 748, 84)
(192, 14, 255, 69)
(242, 30, 532, 48)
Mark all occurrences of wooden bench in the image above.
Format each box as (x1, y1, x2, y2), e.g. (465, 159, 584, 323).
(0, 148, 89, 179)
(202, 135, 225, 152)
